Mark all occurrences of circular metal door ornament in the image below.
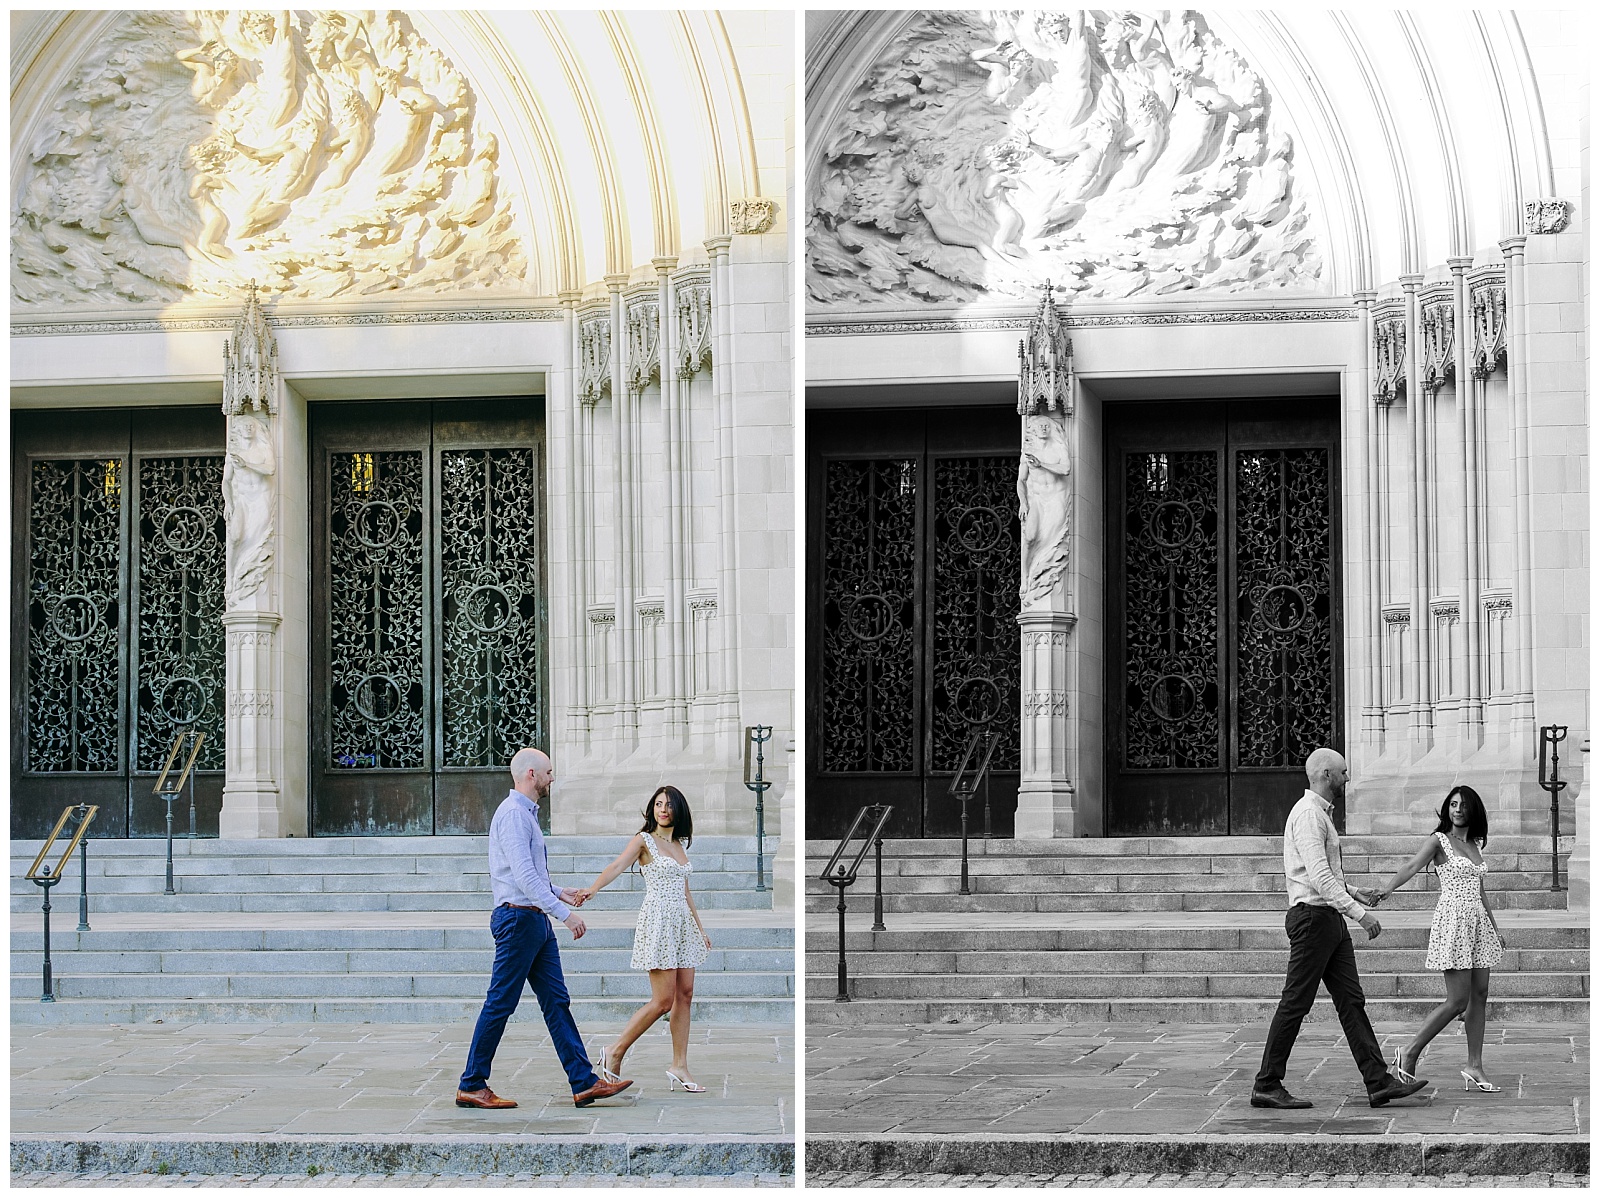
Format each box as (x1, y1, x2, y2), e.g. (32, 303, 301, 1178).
(1150, 500, 1197, 548)
(953, 675, 1004, 726)
(842, 592, 897, 644)
(463, 584, 514, 635)
(45, 593, 103, 644)
(158, 676, 207, 725)
(953, 505, 1004, 553)
(1259, 584, 1309, 634)
(352, 500, 403, 549)
(1149, 674, 1199, 722)
(158, 505, 210, 554)
(352, 674, 406, 724)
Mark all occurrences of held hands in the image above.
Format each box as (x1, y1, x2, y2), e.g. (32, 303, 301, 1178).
(562, 911, 587, 940)
(560, 886, 588, 908)
(1349, 886, 1381, 907)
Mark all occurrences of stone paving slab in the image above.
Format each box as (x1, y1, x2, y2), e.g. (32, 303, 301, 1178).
(12, 1170, 793, 1187)
(13, 1020, 793, 1144)
(808, 1170, 1586, 1188)
(806, 1020, 1586, 1177)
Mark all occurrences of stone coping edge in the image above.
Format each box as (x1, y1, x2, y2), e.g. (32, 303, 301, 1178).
(805, 1134, 1588, 1177)
(11, 1135, 795, 1177)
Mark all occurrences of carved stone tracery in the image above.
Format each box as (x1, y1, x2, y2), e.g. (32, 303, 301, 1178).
(675, 281, 713, 379)
(13, 10, 525, 304)
(625, 297, 661, 393)
(579, 315, 612, 405)
(1418, 293, 1455, 397)
(1471, 280, 1507, 379)
(1373, 313, 1406, 406)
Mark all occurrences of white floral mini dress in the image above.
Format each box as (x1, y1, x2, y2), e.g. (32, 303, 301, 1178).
(630, 838, 709, 971)
(1424, 831, 1503, 971)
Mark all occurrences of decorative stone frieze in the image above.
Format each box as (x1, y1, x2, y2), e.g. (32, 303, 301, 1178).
(1418, 294, 1455, 397)
(625, 297, 661, 393)
(675, 281, 713, 379)
(227, 691, 276, 717)
(1382, 606, 1412, 627)
(588, 605, 617, 626)
(730, 198, 777, 234)
(579, 315, 612, 404)
(1023, 690, 1069, 718)
(13, 10, 525, 304)
(1470, 281, 1507, 379)
(1524, 198, 1571, 234)
(1373, 314, 1406, 405)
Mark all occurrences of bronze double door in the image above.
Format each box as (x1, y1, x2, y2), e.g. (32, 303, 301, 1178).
(11, 408, 228, 839)
(310, 399, 549, 835)
(807, 406, 1021, 841)
(1106, 399, 1343, 835)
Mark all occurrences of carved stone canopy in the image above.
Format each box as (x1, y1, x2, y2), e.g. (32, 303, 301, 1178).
(579, 315, 612, 405)
(1373, 315, 1406, 406)
(1017, 283, 1073, 416)
(223, 281, 278, 416)
(1418, 295, 1455, 397)
(1471, 281, 1507, 380)
(675, 281, 713, 380)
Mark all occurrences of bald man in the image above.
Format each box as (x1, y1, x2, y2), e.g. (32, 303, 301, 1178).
(456, 748, 633, 1109)
(1252, 747, 1428, 1110)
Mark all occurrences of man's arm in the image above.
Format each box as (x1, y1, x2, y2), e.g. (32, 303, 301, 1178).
(502, 808, 571, 920)
(1287, 805, 1366, 921)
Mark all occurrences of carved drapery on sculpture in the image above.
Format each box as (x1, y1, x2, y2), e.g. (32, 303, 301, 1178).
(1418, 293, 1455, 397)
(1470, 280, 1507, 379)
(222, 286, 279, 607)
(1373, 313, 1406, 406)
(579, 316, 612, 404)
(675, 281, 713, 378)
(626, 298, 661, 393)
(809, 10, 1319, 306)
(14, 11, 524, 304)
(1016, 287, 1073, 609)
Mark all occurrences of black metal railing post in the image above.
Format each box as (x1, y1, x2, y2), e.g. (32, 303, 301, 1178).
(821, 804, 895, 1004)
(744, 725, 773, 892)
(948, 727, 998, 897)
(74, 804, 92, 932)
(25, 804, 97, 1005)
(163, 796, 178, 895)
(36, 868, 59, 1003)
(868, 803, 889, 931)
(153, 730, 204, 896)
(1539, 724, 1569, 892)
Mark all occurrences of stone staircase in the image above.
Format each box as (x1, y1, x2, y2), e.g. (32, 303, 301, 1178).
(804, 836, 1585, 1024)
(12, 836, 790, 1025)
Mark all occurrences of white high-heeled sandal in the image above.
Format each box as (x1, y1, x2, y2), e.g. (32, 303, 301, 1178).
(665, 1069, 706, 1093)
(1460, 1069, 1501, 1093)
(597, 1047, 624, 1084)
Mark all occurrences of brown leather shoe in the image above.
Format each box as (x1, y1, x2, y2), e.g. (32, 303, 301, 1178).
(573, 1076, 634, 1107)
(455, 1086, 518, 1109)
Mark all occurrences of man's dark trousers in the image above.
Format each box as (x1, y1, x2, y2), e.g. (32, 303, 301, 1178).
(460, 905, 597, 1095)
(1256, 903, 1390, 1093)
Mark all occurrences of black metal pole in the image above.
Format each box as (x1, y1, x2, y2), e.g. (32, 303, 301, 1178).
(982, 732, 993, 839)
(188, 758, 198, 840)
(76, 806, 91, 932)
(834, 878, 851, 1002)
(38, 873, 58, 1003)
(755, 732, 767, 892)
(1549, 732, 1562, 892)
(958, 797, 971, 896)
(872, 828, 886, 931)
(164, 797, 176, 896)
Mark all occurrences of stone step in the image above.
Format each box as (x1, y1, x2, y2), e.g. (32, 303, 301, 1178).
(804, 890, 1569, 913)
(11, 995, 791, 1025)
(17, 869, 762, 895)
(12, 925, 793, 952)
(803, 948, 1587, 974)
(804, 835, 1572, 856)
(805, 870, 1564, 895)
(804, 970, 1587, 1000)
(14, 889, 772, 914)
(805, 925, 1587, 951)
(810, 852, 1574, 876)
(13, 947, 793, 976)
(20, 834, 774, 856)
(805, 996, 1587, 1025)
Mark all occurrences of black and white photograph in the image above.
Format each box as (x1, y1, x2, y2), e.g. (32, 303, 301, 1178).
(802, 7, 1588, 1188)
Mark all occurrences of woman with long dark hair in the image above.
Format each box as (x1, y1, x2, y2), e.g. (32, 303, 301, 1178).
(579, 785, 712, 1092)
(1375, 785, 1506, 1091)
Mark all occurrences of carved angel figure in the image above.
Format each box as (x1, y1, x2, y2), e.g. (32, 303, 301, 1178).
(224, 413, 277, 606)
(1019, 412, 1073, 607)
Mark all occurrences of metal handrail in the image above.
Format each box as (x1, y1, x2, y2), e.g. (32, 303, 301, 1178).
(948, 726, 999, 896)
(1538, 724, 1568, 893)
(744, 725, 773, 892)
(820, 804, 895, 1002)
(25, 804, 98, 1003)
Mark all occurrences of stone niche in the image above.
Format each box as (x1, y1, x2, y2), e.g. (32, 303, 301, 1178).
(808, 9, 1322, 307)
(14, 10, 526, 305)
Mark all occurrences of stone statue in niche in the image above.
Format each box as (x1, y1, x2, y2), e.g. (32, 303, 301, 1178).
(224, 413, 276, 607)
(1018, 411, 1073, 608)
(13, 10, 524, 304)
(808, 9, 1320, 307)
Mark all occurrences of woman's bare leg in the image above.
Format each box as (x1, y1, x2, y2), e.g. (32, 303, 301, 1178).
(606, 969, 675, 1072)
(1463, 967, 1493, 1082)
(667, 967, 697, 1083)
(1401, 968, 1471, 1076)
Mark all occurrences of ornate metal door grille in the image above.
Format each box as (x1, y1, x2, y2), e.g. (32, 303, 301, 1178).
(1107, 400, 1341, 836)
(808, 407, 1021, 840)
(13, 411, 227, 838)
(312, 401, 547, 836)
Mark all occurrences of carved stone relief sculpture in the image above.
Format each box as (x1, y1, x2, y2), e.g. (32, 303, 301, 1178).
(1470, 280, 1507, 379)
(1018, 411, 1073, 607)
(730, 198, 777, 235)
(222, 284, 279, 607)
(1418, 295, 1455, 397)
(1524, 199, 1571, 235)
(14, 11, 525, 304)
(809, 10, 1321, 307)
(626, 298, 661, 393)
(579, 316, 612, 404)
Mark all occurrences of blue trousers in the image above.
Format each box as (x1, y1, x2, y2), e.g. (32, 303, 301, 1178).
(459, 906, 597, 1095)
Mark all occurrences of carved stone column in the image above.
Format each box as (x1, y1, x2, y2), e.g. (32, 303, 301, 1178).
(219, 285, 284, 838)
(1014, 286, 1078, 838)
(1400, 273, 1432, 749)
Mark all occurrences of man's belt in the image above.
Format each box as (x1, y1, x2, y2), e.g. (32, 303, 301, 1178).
(500, 902, 544, 912)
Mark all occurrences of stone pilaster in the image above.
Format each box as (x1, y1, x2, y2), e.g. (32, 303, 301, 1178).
(219, 612, 282, 837)
(1015, 614, 1077, 837)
